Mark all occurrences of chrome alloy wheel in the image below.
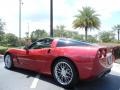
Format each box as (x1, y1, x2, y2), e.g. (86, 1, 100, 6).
(5, 55, 12, 68)
(54, 62, 73, 85)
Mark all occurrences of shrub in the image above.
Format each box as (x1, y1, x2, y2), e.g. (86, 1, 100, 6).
(113, 46, 120, 59)
(0, 46, 8, 54)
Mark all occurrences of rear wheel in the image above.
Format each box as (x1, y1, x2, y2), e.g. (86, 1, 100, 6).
(4, 54, 13, 69)
(53, 58, 79, 88)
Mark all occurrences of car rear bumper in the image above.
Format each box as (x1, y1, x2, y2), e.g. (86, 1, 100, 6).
(75, 58, 113, 80)
(82, 69, 111, 81)
(97, 69, 111, 78)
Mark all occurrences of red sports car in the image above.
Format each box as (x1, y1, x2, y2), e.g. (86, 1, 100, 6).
(4, 38, 115, 87)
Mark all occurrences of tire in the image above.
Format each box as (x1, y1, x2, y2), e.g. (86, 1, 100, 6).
(101, 69, 111, 78)
(53, 58, 79, 88)
(4, 54, 14, 69)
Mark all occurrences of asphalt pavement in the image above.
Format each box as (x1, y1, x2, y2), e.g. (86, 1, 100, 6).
(0, 55, 3, 62)
(0, 57, 120, 90)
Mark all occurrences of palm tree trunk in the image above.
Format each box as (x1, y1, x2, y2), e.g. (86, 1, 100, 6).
(85, 27, 88, 41)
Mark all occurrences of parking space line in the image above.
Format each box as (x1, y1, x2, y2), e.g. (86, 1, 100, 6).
(30, 74, 40, 89)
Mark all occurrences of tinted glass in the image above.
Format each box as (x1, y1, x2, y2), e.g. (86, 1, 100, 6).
(28, 38, 53, 49)
(57, 39, 93, 47)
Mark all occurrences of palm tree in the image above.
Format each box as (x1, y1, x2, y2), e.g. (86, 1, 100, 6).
(55, 25, 65, 37)
(73, 7, 100, 41)
(113, 24, 120, 42)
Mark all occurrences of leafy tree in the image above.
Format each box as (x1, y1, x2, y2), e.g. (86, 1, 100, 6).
(54, 25, 84, 40)
(0, 31, 5, 44)
(99, 31, 115, 43)
(0, 19, 5, 32)
(73, 7, 100, 41)
(87, 35, 97, 43)
(4, 33, 18, 46)
(54, 25, 66, 37)
(113, 24, 120, 42)
(64, 31, 84, 40)
(73, 34, 84, 41)
(31, 29, 48, 42)
(0, 19, 5, 42)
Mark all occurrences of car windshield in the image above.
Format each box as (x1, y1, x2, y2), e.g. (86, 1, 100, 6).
(57, 39, 96, 47)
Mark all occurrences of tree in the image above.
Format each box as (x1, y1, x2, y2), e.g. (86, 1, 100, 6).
(4, 33, 19, 46)
(0, 31, 5, 43)
(31, 29, 48, 42)
(0, 19, 5, 32)
(87, 35, 97, 43)
(54, 25, 65, 37)
(99, 31, 115, 43)
(54, 25, 85, 40)
(73, 7, 100, 41)
(73, 34, 84, 41)
(113, 24, 120, 42)
(0, 19, 5, 42)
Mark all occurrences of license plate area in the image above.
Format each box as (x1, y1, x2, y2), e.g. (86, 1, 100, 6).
(107, 53, 113, 64)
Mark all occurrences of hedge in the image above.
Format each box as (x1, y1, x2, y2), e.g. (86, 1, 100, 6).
(0, 46, 8, 55)
(0, 46, 22, 55)
(113, 46, 120, 59)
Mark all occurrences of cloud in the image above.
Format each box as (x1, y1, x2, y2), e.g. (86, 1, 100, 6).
(0, 0, 120, 37)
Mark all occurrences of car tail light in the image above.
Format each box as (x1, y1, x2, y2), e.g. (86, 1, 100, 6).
(102, 49, 107, 57)
(97, 49, 107, 58)
(97, 50, 102, 58)
(110, 48, 113, 52)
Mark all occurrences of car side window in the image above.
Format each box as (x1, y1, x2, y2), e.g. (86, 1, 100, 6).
(28, 39, 53, 49)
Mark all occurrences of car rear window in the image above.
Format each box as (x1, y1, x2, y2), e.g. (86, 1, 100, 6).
(57, 39, 93, 47)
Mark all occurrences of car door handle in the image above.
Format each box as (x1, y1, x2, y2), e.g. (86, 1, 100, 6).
(48, 49, 51, 53)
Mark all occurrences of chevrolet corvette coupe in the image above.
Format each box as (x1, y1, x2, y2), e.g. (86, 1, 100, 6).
(4, 38, 115, 87)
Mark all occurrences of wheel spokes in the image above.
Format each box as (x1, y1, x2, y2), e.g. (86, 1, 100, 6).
(55, 61, 73, 85)
(5, 55, 11, 68)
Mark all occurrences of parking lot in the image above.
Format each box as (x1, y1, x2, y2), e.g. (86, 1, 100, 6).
(0, 57, 120, 90)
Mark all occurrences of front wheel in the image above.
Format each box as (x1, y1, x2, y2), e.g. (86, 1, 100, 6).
(53, 58, 79, 88)
(4, 54, 14, 69)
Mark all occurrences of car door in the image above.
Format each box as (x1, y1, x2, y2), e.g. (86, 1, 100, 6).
(17, 38, 53, 72)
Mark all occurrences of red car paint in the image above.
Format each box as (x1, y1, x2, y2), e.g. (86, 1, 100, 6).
(5, 38, 114, 80)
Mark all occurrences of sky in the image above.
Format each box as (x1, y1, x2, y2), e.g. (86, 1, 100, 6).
(0, 0, 120, 37)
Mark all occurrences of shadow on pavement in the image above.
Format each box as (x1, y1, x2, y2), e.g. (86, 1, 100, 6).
(38, 74, 120, 90)
(4, 67, 37, 78)
(5, 67, 120, 90)
(74, 74, 120, 90)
